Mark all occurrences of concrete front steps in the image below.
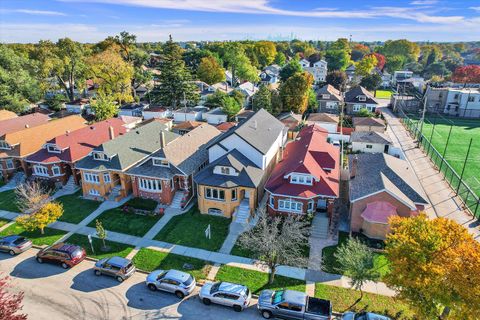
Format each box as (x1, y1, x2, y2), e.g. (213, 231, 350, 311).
(310, 212, 329, 239)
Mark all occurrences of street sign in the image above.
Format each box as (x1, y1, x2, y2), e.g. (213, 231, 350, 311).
(205, 224, 211, 240)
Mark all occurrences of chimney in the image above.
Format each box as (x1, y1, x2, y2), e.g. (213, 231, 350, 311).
(160, 130, 166, 149)
(109, 126, 115, 140)
(253, 120, 257, 129)
(350, 156, 358, 179)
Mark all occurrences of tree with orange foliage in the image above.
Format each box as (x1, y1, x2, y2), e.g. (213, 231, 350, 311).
(451, 65, 480, 84)
(385, 214, 480, 320)
(0, 274, 27, 320)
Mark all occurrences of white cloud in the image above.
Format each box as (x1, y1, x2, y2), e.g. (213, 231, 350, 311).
(57, 0, 466, 24)
(410, 0, 439, 5)
(470, 7, 480, 12)
(1, 9, 67, 16)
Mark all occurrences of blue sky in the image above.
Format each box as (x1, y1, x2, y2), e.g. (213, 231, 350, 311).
(1, 0, 479, 43)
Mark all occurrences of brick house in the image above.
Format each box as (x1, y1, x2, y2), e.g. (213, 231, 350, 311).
(265, 125, 340, 216)
(316, 84, 343, 114)
(277, 112, 303, 139)
(345, 86, 379, 115)
(128, 124, 221, 208)
(348, 153, 429, 239)
(25, 118, 129, 187)
(0, 115, 85, 181)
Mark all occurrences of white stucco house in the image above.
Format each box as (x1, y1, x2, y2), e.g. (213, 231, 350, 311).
(350, 131, 393, 154)
(204, 107, 228, 125)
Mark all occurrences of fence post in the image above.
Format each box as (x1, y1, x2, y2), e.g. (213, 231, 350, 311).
(438, 125, 453, 173)
(427, 112, 438, 155)
(456, 138, 473, 195)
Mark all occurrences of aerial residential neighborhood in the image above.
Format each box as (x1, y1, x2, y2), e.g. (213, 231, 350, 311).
(0, 1, 480, 320)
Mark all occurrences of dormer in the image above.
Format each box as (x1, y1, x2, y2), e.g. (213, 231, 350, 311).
(152, 157, 169, 167)
(0, 140, 11, 150)
(46, 143, 61, 154)
(358, 95, 367, 102)
(213, 165, 238, 176)
(322, 94, 331, 100)
(285, 173, 315, 185)
(92, 151, 110, 161)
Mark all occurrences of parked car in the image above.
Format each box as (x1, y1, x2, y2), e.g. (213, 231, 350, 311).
(257, 289, 332, 320)
(0, 235, 32, 255)
(94, 256, 136, 282)
(36, 243, 86, 269)
(146, 269, 196, 298)
(200, 281, 251, 312)
(342, 311, 391, 320)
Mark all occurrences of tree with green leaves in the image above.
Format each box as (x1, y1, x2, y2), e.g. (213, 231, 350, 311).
(355, 55, 378, 77)
(280, 71, 314, 114)
(307, 88, 318, 113)
(271, 89, 283, 116)
(223, 43, 259, 85)
(205, 91, 242, 120)
(377, 39, 420, 63)
(90, 92, 118, 121)
(274, 51, 286, 66)
(326, 70, 348, 91)
(279, 59, 302, 81)
(254, 41, 277, 67)
(150, 36, 199, 108)
(385, 55, 405, 74)
(197, 56, 225, 85)
(325, 49, 351, 71)
(360, 73, 382, 92)
(95, 219, 108, 250)
(333, 238, 380, 309)
(0, 45, 41, 113)
(252, 84, 272, 112)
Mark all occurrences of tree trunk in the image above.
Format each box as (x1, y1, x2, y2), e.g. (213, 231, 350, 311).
(40, 227, 45, 235)
(345, 288, 363, 312)
(268, 265, 276, 284)
(102, 238, 106, 248)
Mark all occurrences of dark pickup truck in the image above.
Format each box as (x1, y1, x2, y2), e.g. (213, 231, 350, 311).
(257, 289, 332, 320)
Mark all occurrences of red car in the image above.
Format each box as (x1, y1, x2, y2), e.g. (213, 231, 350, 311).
(36, 243, 86, 269)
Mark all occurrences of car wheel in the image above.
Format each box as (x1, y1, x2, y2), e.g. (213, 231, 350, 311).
(94, 270, 101, 276)
(61, 262, 69, 269)
(116, 276, 124, 283)
(175, 291, 185, 299)
(202, 298, 211, 305)
(261, 310, 272, 319)
(147, 284, 157, 291)
(233, 305, 242, 312)
(36, 257, 43, 264)
(8, 250, 15, 256)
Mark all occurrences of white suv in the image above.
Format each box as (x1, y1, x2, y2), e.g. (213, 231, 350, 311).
(145, 269, 196, 299)
(199, 281, 251, 312)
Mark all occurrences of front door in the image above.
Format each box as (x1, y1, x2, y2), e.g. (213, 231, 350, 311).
(244, 190, 250, 199)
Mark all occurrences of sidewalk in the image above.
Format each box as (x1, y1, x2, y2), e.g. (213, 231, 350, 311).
(382, 107, 480, 240)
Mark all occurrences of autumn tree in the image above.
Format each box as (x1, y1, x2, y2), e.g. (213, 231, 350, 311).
(366, 52, 386, 70)
(0, 274, 26, 320)
(326, 70, 348, 91)
(254, 41, 277, 67)
(16, 202, 63, 235)
(279, 59, 302, 81)
(197, 56, 225, 85)
(90, 92, 118, 121)
(385, 214, 480, 320)
(355, 54, 378, 77)
(252, 84, 272, 113)
(237, 209, 309, 283)
(452, 65, 480, 84)
(280, 71, 314, 114)
(334, 238, 380, 309)
(151, 36, 199, 108)
(377, 39, 420, 63)
(15, 181, 51, 214)
(95, 219, 108, 251)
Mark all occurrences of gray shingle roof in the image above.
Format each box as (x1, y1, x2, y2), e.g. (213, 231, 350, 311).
(317, 84, 343, 102)
(76, 121, 176, 171)
(350, 131, 392, 144)
(348, 153, 428, 208)
(209, 108, 286, 155)
(353, 117, 385, 127)
(345, 86, 378, 105)
(194, 149, 264, 188)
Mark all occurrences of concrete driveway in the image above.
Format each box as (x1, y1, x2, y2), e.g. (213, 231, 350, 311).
(1, 249, 263, 320)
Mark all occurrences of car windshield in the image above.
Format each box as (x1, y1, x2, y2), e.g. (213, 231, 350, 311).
(70, 248, 83, 258)
(210, 282, 221, 294)
(183, 275, 193, 287)
(272, 290, 284, 304)
(13, 237, 26, 245)
(354, 314, 368, 320)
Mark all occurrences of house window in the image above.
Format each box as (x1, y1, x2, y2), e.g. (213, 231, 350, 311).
(139, 178, 162, 192)
(322, 94, 330, 99)
(366, 144, 373, 149)
(6, 159, 14, 169)
(353, 105, 362, 112)
(34, 165, 49, 177)
(358, 96, 367, 102)
(269, 195, 274, 207)
(0, 141, 11, 150)
(454, 94, 459, 99)
(103, 173, 111, 183)
(93, 152, 109, 161)
(52, 166, 61, 176)
(89, 189, 100, 196)
(205, 188, 225, 201)
(221, 167, 230, 175)
(291, 174, 313, 185)
(153, 158, 169, 167)
(84, 172, 100, 184)
(47, 145, 61, 153)
(308, 201, 314, 212)
(468, 96, 475, 102)
(278, 199, 303, 213)
(231, 189, 237, 201)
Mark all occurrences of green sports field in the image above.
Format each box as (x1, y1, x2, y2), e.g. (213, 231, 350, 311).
(414, 116, 480, 200)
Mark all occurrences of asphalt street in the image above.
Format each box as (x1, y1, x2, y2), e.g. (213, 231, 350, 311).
(0, 249, 264, 320)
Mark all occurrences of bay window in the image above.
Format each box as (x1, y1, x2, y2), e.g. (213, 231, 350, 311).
(139, 178, 162, 192)
(84, 172, 100, 184)
(278, 199, 303, 213)
(205, 187, 225, 201)
(34, 165, 49, 177)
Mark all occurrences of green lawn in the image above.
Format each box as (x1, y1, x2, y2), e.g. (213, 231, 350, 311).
(132, 248, 212, 281)
(0, 190, 20, 212)
(88, 208, 160, 237)
(57, 191, 101, 224)
(125, 197, 158, 211)
(0, 222, 66, 246)
(322, 232, 390, 279)
(64, 233, 134, 260)
(315, 283, 415, 319)
(154, 207, 230, 252)
(231, 238, 309, 264)
(215, 265, 306, 294)
(375, 90, 393, 99)
(0, 218, 10, 228)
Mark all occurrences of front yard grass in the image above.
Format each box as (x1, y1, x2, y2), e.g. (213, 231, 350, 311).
(132, 248, 212, 281)
(315, 283, 415, 319)
(322, 232, 390, 279)
(375, 89, 393, 99)
(57, 191, 101, 224)
(88, 208, 160, 237)
(0, 222, 66, 246)
(65, 233, 134, 260)
(215, 265, 306, 294)
(125, 197, 158, 211)
(0, 218, 10, 228)
(154, 207, 230, 252)
(0, 190, 20, 212)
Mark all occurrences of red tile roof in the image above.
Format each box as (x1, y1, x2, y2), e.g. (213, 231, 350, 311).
(265, 124, 340, 198)
(0, 110, 17, 121)
(215, 122, 236, 132)
(26, 118, 128, 164)
(0, 113, 50, 137)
